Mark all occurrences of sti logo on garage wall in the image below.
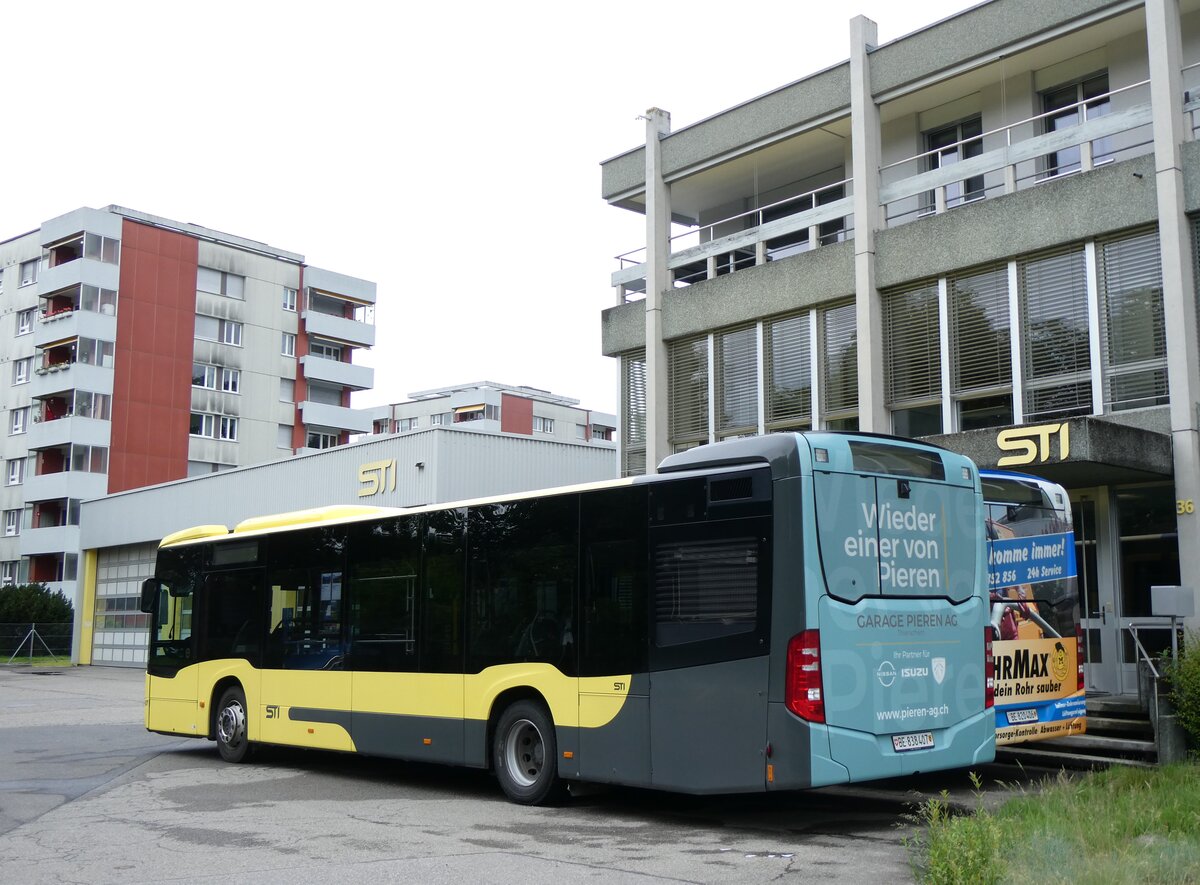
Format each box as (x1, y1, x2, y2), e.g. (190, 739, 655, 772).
(996, 423, 1070, 467)
(358, 458, 398, 497)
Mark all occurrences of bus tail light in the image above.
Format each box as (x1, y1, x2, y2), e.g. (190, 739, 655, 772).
(1076, 622, 1085, 693)
(984, 628, 995, 709)
(786, 630, 824, 723)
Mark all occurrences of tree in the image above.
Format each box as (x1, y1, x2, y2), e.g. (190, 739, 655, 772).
(0, 584, 73, 624)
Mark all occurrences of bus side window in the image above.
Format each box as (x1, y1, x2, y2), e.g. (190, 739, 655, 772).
(200, 570, 264, 666)
(348, 517, 421, 672)
(580, 485, 648, 677)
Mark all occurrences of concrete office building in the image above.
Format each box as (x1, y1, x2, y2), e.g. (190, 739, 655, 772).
(1, 205, 376, 609)
(369, 381, 618, 450)
(600, 0, 1200, 695)
(76, 422, 618, 666)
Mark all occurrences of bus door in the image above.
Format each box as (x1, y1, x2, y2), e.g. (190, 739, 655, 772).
(261, 534, 354, 752)
(146, 578, 199, 735)
(647, 472, 772, 793)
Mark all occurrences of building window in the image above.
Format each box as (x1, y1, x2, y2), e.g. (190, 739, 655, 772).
(19, 259, 38, 287)
(10, 408, 29, 435)
(1020, 246, 1092, 421)
(454, 404, 499, 423)
(1041, 72, 1111, 177)
(85, 233, 120, 264)
(309, 339, 341, 360)
(1098, 228, 1167, 410)
(282, 287, 297, 311)
(7, 459, 23, 486)
(715, 325, 758, 439)
(533, 416, 555, 434)
(884, 281, 942, 437)
(279, 379, 295, 403)
(821, 302, 858, 428)
(307, 430, 338, 449)
(576, 424, 587, 440)
(398, 417, 418, 432)
(764, 313, 812, 431)
(669, 335, 709, 452)
(190, 413, 238, 441)
(591, 425, 614, 442)
(282, 332, 296, 357)
(195, 315, 241, 346)
(4, 510, 20, 537)
(277, 425, 293, 449)
(621, 350, 647, 476)
(80, 285, 118, 315)
(17, 308, 35, 335)
(197, 267, 245, 299)
(70, 444, 109, 473)
(74, 391, 111, 420)
(12, 358, 31, 385)
(221, 368, 241, 394)
(192, 363, 219, 390)
(430, 412, 450, 426)
(1, 560, 17, 586)
(924, 116, 984, 210)
(950, 265, 1012, 431)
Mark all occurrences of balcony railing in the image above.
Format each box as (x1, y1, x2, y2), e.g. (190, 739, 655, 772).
(612, 79, 1158, 303)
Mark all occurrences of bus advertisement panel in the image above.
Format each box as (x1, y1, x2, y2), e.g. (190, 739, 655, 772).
(141, 433, 994, 804)
(982, 470, 1086, 745)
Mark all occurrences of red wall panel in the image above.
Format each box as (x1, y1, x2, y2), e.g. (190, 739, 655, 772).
(500, 394, 533, 435)
(107, 220, 198, 493)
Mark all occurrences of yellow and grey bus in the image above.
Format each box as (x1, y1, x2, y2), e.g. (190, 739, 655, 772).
(141, 433, 995, 804)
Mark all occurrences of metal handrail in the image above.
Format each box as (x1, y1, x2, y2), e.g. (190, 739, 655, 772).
(1126, 622, 1164, 680)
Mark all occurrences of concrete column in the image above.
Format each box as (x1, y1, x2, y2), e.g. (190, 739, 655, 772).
(1146, 0, 1200, 628)
(644, 108, 672, 473)
(850, 16, 887, 431)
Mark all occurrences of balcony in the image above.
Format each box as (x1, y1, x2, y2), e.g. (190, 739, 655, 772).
(21, 524, 81, 557)
(34, 309, 117, 348)
(298, 401, 373, 434)
(23, 470, 108, 504)
(27, 416, 111, 451)
(29, 361, 113, 399)
(301, 309, 375, 348)
(299, 355, 374, 390)
(37, 257, 120, 299)
(610, 78, 1156, 302)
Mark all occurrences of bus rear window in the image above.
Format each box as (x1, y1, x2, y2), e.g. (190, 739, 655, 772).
(848, 441, 945, 480)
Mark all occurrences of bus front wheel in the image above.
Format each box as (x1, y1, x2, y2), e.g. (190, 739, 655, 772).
(493, 700, 563, 805)
(215, 686, 253, 764)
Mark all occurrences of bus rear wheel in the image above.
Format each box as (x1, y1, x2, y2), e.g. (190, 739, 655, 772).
(493, 700, 563, 805)
(215, 686, 253, 763)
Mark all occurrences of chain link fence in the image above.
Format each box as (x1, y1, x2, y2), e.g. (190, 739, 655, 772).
(0, 622, 73, 660)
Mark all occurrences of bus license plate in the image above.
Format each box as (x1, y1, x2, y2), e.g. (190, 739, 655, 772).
(1006, 708, 1039, 724)
(892, 731, 934, 752)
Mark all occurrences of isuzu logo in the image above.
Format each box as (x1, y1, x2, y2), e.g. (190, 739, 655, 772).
(876, 660, 897, 687)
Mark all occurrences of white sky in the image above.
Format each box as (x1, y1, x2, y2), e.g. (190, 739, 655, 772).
(2, 0, 979, 416)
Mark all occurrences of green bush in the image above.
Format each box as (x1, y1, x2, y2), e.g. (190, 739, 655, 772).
(904, 773, 1004, 884)
(1168, 630, 1200, 746)
(0, 583, 73, 624)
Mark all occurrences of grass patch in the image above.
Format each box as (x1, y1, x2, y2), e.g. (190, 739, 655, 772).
(1, 655, 72, 667)
(907, 764, 1200, 884)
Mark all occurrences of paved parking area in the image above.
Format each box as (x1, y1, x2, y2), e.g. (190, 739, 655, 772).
(0, 665, 1023, 884)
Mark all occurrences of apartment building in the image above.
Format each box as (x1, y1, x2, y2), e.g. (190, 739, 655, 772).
(369, 381, 618, 450)
(600, 0, 1199, 695)
(0, 205, 376, 609)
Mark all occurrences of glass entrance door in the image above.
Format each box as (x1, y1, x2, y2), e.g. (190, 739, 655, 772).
(1072, 492, 1119, 693)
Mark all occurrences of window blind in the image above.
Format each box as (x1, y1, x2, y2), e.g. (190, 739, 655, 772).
(884, 282, 940, 404)
(716, 326, 758, 436)
(669, 335, 710, 447)
(622, 350, 646, 476)
(951, 265, 1011, 394)
(765, 313, 812, 428)
(1099, 228, 1167, 410)
(1020, 246, 1092, 418)
(822, 303, 858, 415)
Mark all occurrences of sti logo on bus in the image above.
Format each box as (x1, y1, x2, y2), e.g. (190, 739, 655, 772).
(996, 423, 1070, 467)
(358, 458, 398, 497)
